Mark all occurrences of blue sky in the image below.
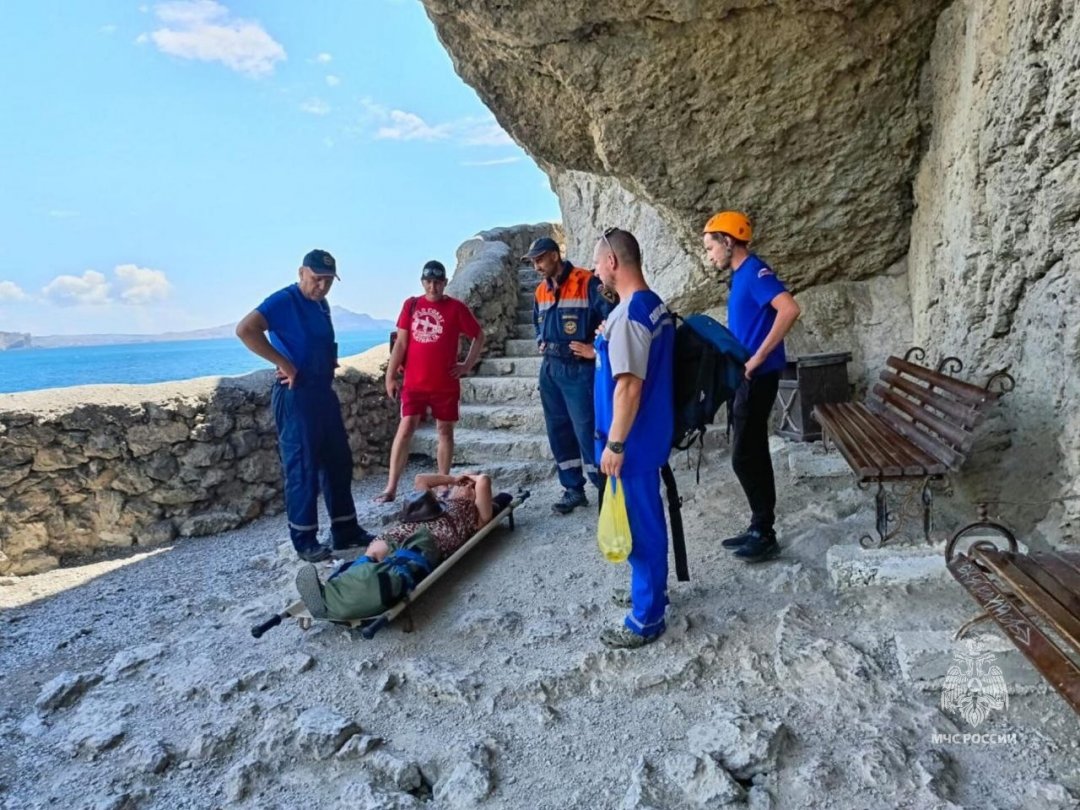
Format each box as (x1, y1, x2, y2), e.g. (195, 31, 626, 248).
(0, 0, 560, 336)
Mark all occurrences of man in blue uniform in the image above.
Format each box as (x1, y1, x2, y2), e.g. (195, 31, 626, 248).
(592, 228, 675, 648)
(703, 212, 801, 563)
(236, 249, 375, 562)
(525, 236, 613, 514)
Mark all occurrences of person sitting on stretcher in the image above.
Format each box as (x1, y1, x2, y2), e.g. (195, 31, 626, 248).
(295, 473, 513, 620)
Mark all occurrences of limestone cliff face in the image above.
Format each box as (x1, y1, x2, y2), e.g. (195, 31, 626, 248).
(911, 0, 1080, 537)
(424, 0, 1080, 540)
(423, 0, 949, 307)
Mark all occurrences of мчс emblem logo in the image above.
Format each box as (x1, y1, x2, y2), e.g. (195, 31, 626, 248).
(941, 639, 1009, 727)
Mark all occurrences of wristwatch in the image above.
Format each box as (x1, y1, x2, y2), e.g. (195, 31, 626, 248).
(606, 440, 625, 454)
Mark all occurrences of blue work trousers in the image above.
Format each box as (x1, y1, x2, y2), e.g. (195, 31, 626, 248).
(272, 383, 362, 552)
(539, 356, 599, 491)
(619, 470, 669, 637)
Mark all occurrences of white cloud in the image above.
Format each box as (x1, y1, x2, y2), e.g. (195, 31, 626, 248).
(0, 281, 27, 302)
(42, 271, 112, 307)
(300, 97, 331, 116)
(325, 74, 340, 87)
(376, 109, 452, 141)
(143, 0, 286, 78)
(461, 156, 523, 167)
(358, 100, 514, 147)
(315, 52, 332, 64)
(39, 265, 172, 307)
(115, 264, 172, 304)
(458, 118, 515, 147)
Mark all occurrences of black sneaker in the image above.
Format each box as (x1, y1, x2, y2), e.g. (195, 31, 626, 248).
(296, 544, 332, 563)
(552, 488, 589, 515)
(332, 527, 376, 552)
(721, 527, 756, 549)
(733, 530, 780, 563)
(295, 564, 328, 619)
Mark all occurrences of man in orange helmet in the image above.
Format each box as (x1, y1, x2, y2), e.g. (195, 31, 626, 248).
(703, 211, 801, 562)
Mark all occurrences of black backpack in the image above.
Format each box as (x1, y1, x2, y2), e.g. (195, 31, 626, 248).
(658, 314, 749, 583)
(672, 314, 751, 450)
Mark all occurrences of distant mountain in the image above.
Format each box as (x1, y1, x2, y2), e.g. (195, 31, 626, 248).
(9, 306, 395, 350)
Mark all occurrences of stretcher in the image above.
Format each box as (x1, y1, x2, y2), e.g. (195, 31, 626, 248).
(251, 490, 529, 640)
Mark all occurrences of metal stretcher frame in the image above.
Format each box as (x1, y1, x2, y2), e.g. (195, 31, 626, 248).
(251, 490, 529, 641)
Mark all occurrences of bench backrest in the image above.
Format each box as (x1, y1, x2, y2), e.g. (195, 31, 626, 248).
(865, 357, 1000, 471)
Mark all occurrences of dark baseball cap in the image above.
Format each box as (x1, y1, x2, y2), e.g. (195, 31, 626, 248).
(421, 260, 447, 280)
(521, 237, 560, 260)
(302, 249, 339, 279)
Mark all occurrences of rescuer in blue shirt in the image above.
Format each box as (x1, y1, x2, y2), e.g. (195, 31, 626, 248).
(703, 212, 801, 563)
(236, 249, 375, 562)
(591, 228, 675, 649)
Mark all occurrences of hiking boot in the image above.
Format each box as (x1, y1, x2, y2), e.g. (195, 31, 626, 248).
(600, 625, 662, 649)
(296, 544, 332, 563)
(552, 488, 589, 515)
(332, 527, 376, 552)
(733, 530, 780, 563)
(295, 564, 329, 619)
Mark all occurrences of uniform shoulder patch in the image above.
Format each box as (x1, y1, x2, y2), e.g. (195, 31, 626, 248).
(758, 266, 775, 278)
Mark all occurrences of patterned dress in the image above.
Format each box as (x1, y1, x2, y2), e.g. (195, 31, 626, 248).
(380, 498, 479, 558)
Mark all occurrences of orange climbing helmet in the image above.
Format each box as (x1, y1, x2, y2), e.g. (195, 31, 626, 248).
(703, 211, 752, 242)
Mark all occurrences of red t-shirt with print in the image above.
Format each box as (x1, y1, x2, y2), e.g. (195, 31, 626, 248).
(397, 295, 482, 393)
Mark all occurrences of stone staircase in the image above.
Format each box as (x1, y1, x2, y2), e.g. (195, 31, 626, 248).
(412, 266, 552, 472)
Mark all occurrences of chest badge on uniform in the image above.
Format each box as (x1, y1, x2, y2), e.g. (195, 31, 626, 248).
(563, 317, 578, 335)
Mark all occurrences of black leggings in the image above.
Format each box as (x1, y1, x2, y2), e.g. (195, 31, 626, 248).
(731, 371, 780, 532)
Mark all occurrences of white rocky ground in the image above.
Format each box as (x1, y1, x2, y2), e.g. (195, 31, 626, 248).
(1, 442, 1078, 810)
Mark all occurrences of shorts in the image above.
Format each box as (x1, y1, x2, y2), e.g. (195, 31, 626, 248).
(401, 388, 460, 422)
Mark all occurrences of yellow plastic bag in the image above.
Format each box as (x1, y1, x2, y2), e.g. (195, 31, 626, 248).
(597, 477, 632, 563)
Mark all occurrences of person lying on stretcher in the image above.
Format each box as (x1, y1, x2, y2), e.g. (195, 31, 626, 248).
(295, 473, 513, 620)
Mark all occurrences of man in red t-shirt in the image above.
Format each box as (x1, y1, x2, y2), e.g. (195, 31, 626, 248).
(375, 260, 484, 503)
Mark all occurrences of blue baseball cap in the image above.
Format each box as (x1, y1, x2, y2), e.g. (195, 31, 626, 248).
(521, 237, 560, 260)
(302, 249, 339, 279)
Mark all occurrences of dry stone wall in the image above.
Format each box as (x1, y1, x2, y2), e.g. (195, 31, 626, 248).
(0, 353, 397, 575)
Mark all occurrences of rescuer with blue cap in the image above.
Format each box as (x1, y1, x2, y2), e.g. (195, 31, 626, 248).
(236, 249, 375, 562)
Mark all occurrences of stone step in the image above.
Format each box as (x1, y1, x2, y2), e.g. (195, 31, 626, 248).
(512, 324, 536, 339)
(457, 404, 546, 432)
(475, 355, 542, 377)
(412, 427, 552, 463)
(504, 338, 541, 358)
(460, 375, 540, 404)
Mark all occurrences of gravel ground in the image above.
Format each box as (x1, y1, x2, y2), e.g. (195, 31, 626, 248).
(1, 448, 1078, 810)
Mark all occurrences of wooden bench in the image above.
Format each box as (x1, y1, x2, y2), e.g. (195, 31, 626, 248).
(945, 514, 1080, 714)
(813, 347, 1013, 547)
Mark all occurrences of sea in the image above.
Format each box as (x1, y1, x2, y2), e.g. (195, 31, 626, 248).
(0, 331, 388, 395)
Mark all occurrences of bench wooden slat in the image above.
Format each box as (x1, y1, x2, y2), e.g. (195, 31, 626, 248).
(1031, 552, 1080, 594)
(1009, 555, 1080, 623)
(838, 403, 934, 477)
(886, 357, 999, 406)
(865, 396, 962, 471)
(872, 383, 975, 452)
(948, 554, 1080, 714)
(974, 548, 1080, 650)
(815, 403, 891, 478)
(879, 369, 985, 430)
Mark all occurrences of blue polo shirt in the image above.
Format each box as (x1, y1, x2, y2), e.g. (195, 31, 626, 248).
(256, 283, 337, 386)
(594, 290, 675, 474)
(728, 254, 788, 375)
